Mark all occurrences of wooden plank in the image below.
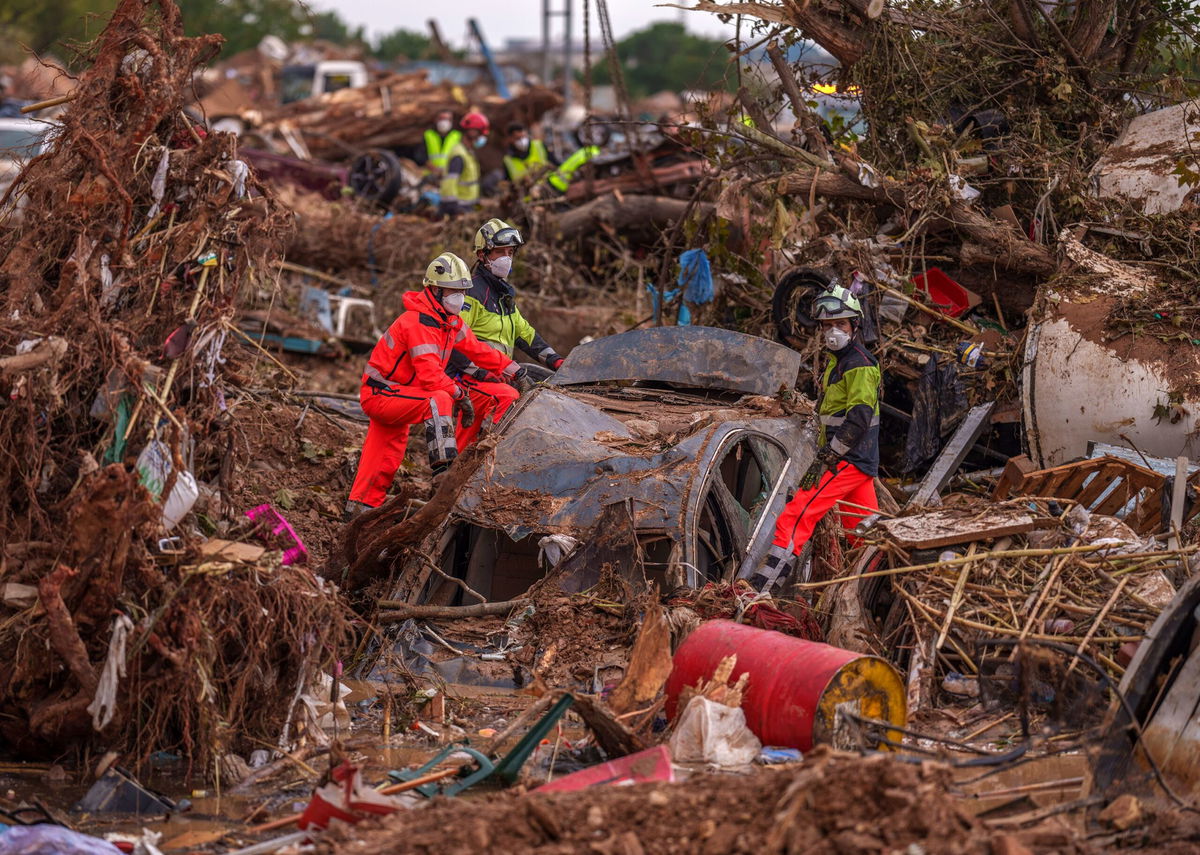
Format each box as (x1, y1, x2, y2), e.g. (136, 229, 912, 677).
(1075, 462, 1121, 508)
(1139, 640, 1200, 793)
(1095, 476, 1136, 516)
(1167, 456, 1189, 550)
(910, 402, 996, 507)
(1055, 464, 1097, 500)
(879, 508, 1052, 550)
(1039, 467, 1076, 497)
(992, 454, 1037, 500)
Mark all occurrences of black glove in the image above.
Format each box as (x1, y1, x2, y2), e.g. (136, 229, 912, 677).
(513, 368, 536, 394)
(799, 446, 839, 490)
(453, 392, 475, 428)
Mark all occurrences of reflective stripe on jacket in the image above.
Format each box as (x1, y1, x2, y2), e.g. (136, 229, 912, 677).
(817, 340, 881, 477)
(423, 128, 462, 171)
(364, 288, 518, 398)
(503, 139, 549, 182)
(547, 145, 599, 193)
(440, 140, 481, 204)
(446, 266, 561, 375)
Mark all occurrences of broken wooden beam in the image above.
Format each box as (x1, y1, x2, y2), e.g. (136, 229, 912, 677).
(908, 402, 996, 507)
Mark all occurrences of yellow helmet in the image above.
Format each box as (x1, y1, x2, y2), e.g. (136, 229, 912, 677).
(422, 252, 472, 290)
(473, 218, 525, 253)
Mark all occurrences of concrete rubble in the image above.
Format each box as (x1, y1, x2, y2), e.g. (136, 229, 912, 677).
(1, 1, 1199, 853)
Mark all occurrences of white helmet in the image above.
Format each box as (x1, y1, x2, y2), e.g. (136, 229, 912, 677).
(422, 253, 472, 290)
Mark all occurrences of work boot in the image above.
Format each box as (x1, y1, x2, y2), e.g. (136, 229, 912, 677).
(748, 544, 798, 595)
(343, 499, 371, 521)
(423, 402, 458, 472)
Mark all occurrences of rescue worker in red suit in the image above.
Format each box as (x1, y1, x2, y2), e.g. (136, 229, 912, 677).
(747, 284, 880, 593)
(345, 253, 535, 517)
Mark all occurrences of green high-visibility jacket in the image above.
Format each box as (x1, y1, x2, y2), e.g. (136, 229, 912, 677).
(547, 145, 599, 193)
(503, 139, 550, 182)
(440, 140, 480, 206)
(447, 267, 561, 375)
(423, 128, 462, 171)
(817, 340, 881, 477)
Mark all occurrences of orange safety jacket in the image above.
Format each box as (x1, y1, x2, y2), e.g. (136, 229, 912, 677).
(362, 288, 519, 398)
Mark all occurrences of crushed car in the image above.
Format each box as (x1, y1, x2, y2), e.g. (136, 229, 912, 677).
(388, 325, 816, 604)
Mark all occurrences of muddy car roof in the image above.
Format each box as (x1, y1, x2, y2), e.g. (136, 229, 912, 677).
(551, 326, 802, 396)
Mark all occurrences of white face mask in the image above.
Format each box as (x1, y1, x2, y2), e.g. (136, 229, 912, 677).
(474, 135, 489, 149)
(436, 119, 452, 135)
(514, 137, 530, 153)
(487, 255, 513, 279)
(441, 291, 466, 314)
(823, 327, 851, 351)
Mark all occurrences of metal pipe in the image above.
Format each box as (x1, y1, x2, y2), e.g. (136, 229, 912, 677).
(542, 0, 552, 85)
(562, 0, 572, 107)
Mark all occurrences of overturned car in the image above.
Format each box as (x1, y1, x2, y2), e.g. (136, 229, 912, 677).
(388, 326, 816, 604)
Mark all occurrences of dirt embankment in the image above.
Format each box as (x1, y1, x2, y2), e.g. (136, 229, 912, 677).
(323, 751, 995, 855)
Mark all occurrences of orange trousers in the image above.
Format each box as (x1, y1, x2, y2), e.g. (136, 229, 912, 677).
(772, 461, 878, 555)
(348, 385, 454, 507)
(455, 377, 519, 451)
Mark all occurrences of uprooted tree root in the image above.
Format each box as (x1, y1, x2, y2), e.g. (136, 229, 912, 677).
(0, 0, 351, 773)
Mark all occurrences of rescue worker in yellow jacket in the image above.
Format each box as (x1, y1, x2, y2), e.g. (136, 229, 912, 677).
(422, 109, 461, 175)
(447, 218, 565, 448)
(545, 123, 608, 195)
(439, 112, 488, 217)
(502, 122, 552, 184)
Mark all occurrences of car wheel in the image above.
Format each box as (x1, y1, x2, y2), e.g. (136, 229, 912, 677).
(349, 149, 404, 205)
(771, 267, 833, 347)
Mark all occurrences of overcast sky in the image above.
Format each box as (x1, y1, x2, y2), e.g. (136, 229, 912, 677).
(314, 0, 738, 48)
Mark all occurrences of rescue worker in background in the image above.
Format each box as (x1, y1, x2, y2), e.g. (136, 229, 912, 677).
(439, 112, 488, 217)
(749, 284, 880, 594)
(545, 123, 608, 195)
(421, 109, 460, 174)
(345, 252, 535, 517)
(447, 218, 565, 449)
(502, 122, 552, 184)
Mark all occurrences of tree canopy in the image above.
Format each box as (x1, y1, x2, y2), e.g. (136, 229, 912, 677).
(0, 0, 431, 64)
(589, 22, 733, 99)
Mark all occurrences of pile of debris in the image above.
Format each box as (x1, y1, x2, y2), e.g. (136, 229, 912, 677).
(0, 0, 349, 771)
(247, 73, 563, 163)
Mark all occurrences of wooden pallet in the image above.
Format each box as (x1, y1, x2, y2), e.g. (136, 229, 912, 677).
(993, 454, 1197, 535)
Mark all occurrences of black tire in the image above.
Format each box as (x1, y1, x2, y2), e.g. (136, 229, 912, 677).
(771, 267, 833, 347)
(349, 149, 404, 204)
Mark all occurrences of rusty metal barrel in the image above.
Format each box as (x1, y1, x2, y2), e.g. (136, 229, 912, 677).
(664, 620, 906, 751)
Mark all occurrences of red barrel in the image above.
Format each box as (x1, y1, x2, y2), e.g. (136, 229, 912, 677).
(664, 620, 906, 751)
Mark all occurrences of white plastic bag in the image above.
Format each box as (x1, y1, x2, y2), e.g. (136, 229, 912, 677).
(135, 440, 198, 531)
(668, 696, 761, 767)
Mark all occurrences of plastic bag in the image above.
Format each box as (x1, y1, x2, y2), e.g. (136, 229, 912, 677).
(668, 696, 761, 767)
(0, 825, 122, 855)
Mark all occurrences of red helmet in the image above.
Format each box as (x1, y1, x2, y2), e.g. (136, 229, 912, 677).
(460, 112, 490, 133)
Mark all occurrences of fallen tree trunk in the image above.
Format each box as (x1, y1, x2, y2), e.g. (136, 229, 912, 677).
(341, 435, 499, 586)
(376, 599, 527, 621)
(547, 194, 715, 243)
(777, 170, 1060, 275)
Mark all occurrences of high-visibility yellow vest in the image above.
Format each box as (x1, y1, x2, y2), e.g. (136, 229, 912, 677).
(502, 139, 550, 182)
(423, 128, 462, 171)
(439, 140, 480, 205)
(547, 145, 599, 193)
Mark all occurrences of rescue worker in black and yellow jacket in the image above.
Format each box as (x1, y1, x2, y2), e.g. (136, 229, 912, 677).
(544, 123, 608, 195)
(447, 218, 565, 449)
(749, 284, 881, 594)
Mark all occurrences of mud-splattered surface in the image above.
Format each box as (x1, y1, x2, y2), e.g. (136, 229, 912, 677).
(320, 751, 994, 855)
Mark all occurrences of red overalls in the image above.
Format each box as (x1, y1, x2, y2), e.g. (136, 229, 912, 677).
(348, 289, 519, 507)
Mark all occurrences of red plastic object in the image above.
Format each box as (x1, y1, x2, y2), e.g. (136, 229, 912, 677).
(664, 621, 905, 751)
(911, 267, 970, 318)
(535, 746, 674, 793)
(298, 762, 401, 831)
